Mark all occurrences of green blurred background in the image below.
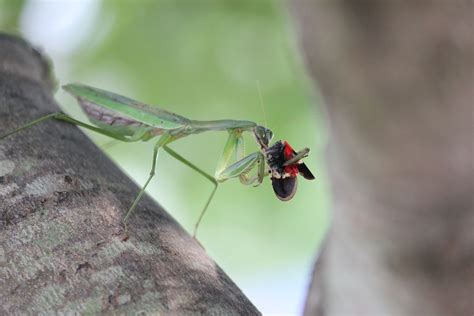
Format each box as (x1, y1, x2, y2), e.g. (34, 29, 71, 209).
(1, 0, 329, 314)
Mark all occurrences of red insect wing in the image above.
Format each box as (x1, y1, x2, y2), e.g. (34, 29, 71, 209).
(284, 165, 299, 177)
(283, 141, 295, 160)
(282, 141, 299, 177)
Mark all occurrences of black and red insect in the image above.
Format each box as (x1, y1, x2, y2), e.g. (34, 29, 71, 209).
(264, 140, 315, 201)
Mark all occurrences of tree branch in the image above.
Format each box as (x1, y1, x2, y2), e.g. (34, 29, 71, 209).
(0, 33, 260, 315)
(289, 1, 474, 315)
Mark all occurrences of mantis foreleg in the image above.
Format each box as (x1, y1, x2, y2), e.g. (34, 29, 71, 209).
(214, 129, 266, 186)
(217, 151, 266, 186)
(214, 129, 244, 178)
(238, 152, 266, 186)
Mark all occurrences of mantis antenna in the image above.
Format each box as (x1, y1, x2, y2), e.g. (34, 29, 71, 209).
(256, 80, 268, 127)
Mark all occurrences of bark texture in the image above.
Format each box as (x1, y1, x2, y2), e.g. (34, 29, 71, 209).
(0, 34, 260, 315)
(289, 1, 473, 316)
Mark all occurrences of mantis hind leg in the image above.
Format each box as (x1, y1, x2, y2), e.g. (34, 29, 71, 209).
(163, 145, 218, 237)
(0, 112, 138, 142)
(53, 113, 143, 142)
(0, 113, 59, 140)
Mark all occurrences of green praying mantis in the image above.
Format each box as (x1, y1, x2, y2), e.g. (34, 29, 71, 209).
(0, 84, 315, 236)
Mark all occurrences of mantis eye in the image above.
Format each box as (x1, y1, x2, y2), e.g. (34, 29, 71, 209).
(254, 125, 273, 148)
(266, 129, 273, 142)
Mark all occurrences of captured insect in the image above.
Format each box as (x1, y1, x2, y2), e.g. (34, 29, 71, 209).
(0, 84, 315, 236)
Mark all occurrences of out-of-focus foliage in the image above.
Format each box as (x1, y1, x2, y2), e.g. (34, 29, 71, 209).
(0, 0, 329, 314)
(0, 0, 25, 34)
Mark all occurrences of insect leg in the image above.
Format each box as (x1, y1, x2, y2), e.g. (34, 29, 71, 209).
(123, 134, 173, 225)
(100, 125, 155, 150)
(236, 131, 266, 186)
(163, 145, 218, 237)
(0, 111, 142, 142)
(215, 129, 266, 185)
(216, 151, 263, 184)
(214, 129, 244, 179)
(282, 148, 310, 166)
(252, 151, 266, 186)
(0, 112, 59, 140)
(100, 139, 120, 150)
(52, 113, 137, 142)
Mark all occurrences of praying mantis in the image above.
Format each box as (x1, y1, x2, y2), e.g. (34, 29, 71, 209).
(0, 83, 315, 236)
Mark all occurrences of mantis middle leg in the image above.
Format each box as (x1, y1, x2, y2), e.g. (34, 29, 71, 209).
(123, 133, 174, 225)
(163, 129, 266, 236)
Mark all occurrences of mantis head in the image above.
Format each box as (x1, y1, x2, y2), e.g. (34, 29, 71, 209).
(253, 125, 273, 149)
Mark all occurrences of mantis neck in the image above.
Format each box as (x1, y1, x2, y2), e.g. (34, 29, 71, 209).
(189, 119, 257, 133)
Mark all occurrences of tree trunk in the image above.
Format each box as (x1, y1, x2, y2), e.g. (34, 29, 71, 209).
(0, 34, 260, 315)
(289, 1, 473, 315)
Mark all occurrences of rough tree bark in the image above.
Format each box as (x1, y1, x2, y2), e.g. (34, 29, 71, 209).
(0, 34, 260, 315)
(289, 1, 473, 316)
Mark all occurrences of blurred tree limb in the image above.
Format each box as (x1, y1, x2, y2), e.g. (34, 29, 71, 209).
(289, 1, 473, 315)
(0, 33, 259, 315)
